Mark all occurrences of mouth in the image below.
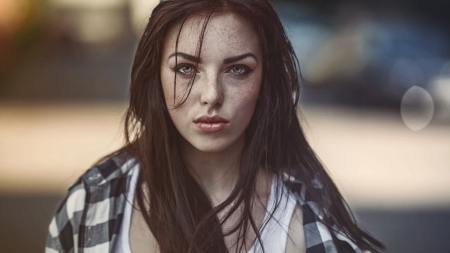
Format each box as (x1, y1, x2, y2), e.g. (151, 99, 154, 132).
(194, 115, 229, 132)
(194, 115, 229, 124)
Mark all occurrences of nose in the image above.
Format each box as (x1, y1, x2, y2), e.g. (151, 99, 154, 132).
(199, 72, 224, 107)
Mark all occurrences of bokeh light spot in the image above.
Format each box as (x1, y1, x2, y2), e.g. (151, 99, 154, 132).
(401, 86, 434, 131)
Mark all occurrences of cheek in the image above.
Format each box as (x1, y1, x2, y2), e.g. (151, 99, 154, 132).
(161, 70, 190, 107)
(230, 83, 260, 118)
(239, 89, 259, 105)
(237, 75, 261, 106)
(161, 69, 173, 100)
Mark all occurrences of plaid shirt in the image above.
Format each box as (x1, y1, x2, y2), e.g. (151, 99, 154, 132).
(46, 154, 361, 253)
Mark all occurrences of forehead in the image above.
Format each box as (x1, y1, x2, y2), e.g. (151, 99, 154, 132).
(163, 12, 260, 56)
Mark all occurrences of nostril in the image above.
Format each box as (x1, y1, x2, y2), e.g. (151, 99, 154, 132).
(199, 80, 224, 106)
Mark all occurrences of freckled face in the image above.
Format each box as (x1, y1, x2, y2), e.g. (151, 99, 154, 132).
(160, 13, 262, 154)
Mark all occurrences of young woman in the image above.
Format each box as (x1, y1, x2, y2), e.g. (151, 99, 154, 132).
(46, 0, 384, 252)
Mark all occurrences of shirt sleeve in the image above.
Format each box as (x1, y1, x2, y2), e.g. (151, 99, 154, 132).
(285, 176, 362, 253)
(45, 182, 87, 253)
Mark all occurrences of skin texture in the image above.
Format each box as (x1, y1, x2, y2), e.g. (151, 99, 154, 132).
(160, 12, 262, 169)
(160, 12, 264, 207)
(130, 12, 305, 253)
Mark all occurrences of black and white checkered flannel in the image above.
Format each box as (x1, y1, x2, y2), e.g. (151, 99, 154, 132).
(45, 153, 362, 253)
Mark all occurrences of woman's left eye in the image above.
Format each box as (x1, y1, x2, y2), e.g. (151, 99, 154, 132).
(229, 65, 250, 75)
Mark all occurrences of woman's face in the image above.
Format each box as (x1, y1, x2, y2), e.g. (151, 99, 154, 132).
(161, 12, 262, 154)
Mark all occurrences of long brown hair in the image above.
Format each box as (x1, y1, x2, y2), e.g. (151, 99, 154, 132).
(123, 0, 384, 252)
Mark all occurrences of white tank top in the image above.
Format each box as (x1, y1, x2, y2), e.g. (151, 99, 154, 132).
(114, 167, 297, 253)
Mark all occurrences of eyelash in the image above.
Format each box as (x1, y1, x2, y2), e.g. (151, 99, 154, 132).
(175, 63, 197, 75)
(174, 64, 252, 76)
(228, 65, 251, 75)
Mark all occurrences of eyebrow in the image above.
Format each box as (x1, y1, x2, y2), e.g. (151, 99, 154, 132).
(168, 52, 200, 63)
(168, 52, 258, 64)
(223, 53, 258, 64)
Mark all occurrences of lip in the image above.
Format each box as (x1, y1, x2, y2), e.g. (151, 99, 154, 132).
(194, 115, 229, 133)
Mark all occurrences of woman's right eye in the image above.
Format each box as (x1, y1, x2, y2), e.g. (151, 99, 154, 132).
(176, 64, 195, 75)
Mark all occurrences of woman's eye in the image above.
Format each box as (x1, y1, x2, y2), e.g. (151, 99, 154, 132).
(176, 64, 195, 74)
(229, 65, 250, 75)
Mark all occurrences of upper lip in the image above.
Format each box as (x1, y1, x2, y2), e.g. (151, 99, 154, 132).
(194, 115, 229, 123)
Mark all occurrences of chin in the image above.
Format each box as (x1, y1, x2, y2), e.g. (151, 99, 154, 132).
(192, 142, 231, 154)
(192, 137, 243, 154)
(179, 133, 245, 155)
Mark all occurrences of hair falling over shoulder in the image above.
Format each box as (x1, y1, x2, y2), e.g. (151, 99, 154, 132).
(122, 0, 385, 252)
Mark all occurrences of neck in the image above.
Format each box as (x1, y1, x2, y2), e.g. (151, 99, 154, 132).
(180, 139, 243, 206)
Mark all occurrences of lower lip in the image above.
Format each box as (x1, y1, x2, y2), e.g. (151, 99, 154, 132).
(195, 122, 227, 132)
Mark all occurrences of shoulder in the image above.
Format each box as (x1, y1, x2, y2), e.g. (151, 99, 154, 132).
(46, 152, 138, 253)
(79, 152, 138, 188)
(282, 174, 363, 253)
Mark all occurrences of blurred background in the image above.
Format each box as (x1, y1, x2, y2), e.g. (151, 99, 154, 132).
(0, 0, 449, 252)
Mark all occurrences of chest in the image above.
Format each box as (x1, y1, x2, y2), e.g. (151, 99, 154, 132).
(124, 186, 299, 253)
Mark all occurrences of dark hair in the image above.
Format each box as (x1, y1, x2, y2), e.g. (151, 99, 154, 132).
(123, 0, 384, 252)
